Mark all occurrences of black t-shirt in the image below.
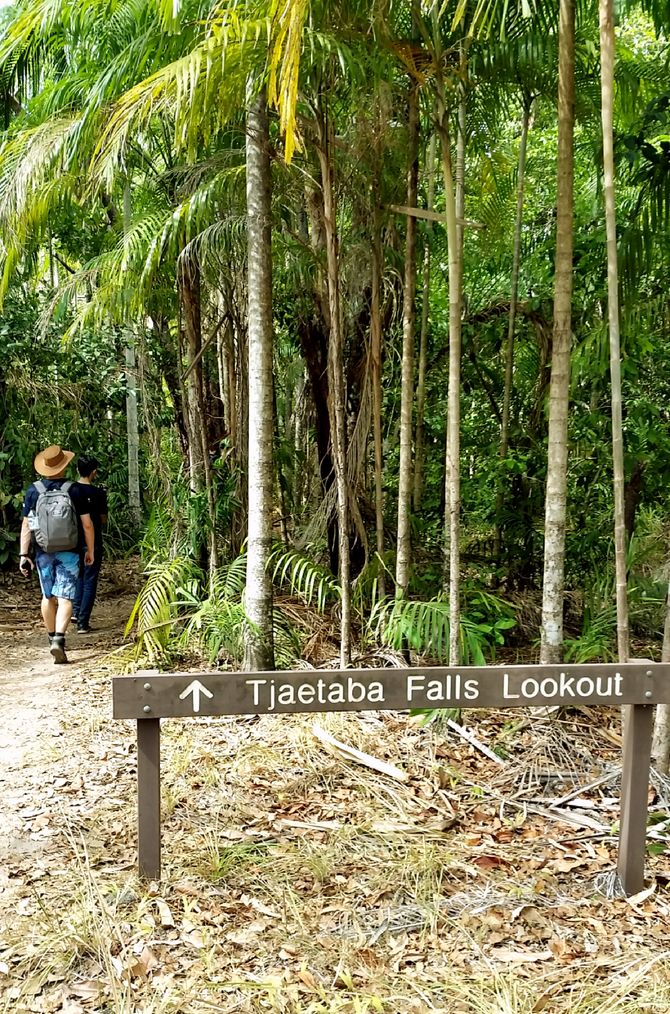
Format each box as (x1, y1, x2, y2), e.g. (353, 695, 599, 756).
(73, 483, 108, 549)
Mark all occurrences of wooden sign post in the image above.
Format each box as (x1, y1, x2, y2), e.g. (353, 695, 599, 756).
(112, 662, 670, 894)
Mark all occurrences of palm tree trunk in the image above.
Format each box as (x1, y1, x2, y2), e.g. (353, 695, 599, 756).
(244, 88, 275, 671)
(414, 132, 436, 512)
(371, 201, 386, 598)
(216, 316, 233, 440)
(179, 256, 219, 570)
(540, 0, 575, 664)
(292, 369, 307, 514)
(125, 339, 141, 529)
(600, 0, 629, 662)
(395, 82, 420, 598)
(179, 258, 209, 486)
(122, 184, 142, 531)
(316, 101, 351, 667)
(494, 100, 532, 564)
(436, 77, 464, 666)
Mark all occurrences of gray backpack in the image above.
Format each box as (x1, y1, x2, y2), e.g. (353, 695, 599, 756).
(29, 480, 79, 553)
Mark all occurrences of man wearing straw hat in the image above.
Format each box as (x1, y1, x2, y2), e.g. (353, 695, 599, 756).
(18, 444, 95, 664)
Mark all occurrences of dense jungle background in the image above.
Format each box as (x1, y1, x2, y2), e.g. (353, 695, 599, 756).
(0, 0, 669, 677)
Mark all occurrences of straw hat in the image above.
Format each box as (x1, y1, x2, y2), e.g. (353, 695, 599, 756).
(34, 444, 75, 478)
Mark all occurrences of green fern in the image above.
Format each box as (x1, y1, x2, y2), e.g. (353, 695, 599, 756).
(564, 605, 618, 663)
(183, 596, 249, 664)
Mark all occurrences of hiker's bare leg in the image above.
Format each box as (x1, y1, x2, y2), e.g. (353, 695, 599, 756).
(55, 598, 73, 635)
(41, 596, 57, 633)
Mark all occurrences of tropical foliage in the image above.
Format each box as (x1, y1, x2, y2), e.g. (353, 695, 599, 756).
(1, 0, 669, 670)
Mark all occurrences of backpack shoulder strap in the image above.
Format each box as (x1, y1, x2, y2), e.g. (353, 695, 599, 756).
(34, 480, 46, 494)
(60, 481, 73, 493)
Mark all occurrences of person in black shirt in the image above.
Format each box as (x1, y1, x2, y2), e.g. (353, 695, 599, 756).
(73, 455, 108, 634)
(19, 444, 95, 663)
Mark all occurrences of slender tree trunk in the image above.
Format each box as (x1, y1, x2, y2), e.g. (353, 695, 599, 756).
(435, 68, 463, 666)
(600, 0, 629, 662)
(455, 51, 467, 285)
(125, 341, 141, 526)
(244, 88, 275, 671)
(123, 184, 141, 531)
(395, 82, 420, 598)
(414, 133, 436, 512)
(179, 259, 207, 491)
(293, 370, 307, 514)
(371, 202, 386, 598)
(216, 317, 232, 440)
(179, 257, 219, 570)
(273, 387, 290, 546)
(494, 100, 532, 565)
(540, 0, 575, 664)
(652, 581, 670, 773)
(231, 315, 249, 555)
(316, 101, 351, 667)
(303, 177, 339, 575)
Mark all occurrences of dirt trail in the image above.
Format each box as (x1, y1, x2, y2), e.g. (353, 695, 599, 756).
(0, 563, 139, 911)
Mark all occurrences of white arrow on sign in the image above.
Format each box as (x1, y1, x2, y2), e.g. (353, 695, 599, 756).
(179, 679, 214, 713)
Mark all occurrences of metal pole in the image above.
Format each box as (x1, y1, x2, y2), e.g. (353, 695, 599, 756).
(617, 704, 653, 895)
(137, 718, 161, 880)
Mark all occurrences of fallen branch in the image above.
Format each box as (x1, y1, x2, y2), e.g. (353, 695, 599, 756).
(552, 769, 620, 806)
(312, 724, 409, 782)
(460, 774, 611, 833)
(446, 718, 506, 766)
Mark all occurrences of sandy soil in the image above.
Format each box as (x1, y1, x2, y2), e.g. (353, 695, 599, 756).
(0, 562, 139, 915)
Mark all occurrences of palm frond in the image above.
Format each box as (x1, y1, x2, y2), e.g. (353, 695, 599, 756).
(126, 554, 202, 662)
(267, 0, 310, 162)
(369, 592, 515, 664)
(269, 543, 340, 611)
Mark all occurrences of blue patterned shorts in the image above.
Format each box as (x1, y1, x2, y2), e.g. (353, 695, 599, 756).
(35, 551, 80, 600)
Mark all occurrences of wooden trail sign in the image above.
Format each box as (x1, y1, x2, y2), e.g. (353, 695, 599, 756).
(112, 662, 670, 894)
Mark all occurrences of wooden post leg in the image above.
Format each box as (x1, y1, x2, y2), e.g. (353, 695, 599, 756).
(137, 718, 161, 881)
(617, 704, 653, 896)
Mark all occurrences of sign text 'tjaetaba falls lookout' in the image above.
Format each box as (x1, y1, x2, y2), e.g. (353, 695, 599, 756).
(113, 662, 670, 719)
(112, 661, 670, 896)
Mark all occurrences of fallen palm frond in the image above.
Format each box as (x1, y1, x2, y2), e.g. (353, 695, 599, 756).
(312, 723, 409, 782)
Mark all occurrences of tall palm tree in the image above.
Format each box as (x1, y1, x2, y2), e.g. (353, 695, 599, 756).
(123, 182, 142, 530)
(244, 86, 275, 670)
(599, 0, 628, 662)
(432, 26, 464, 667)
(540, 0, 575, 665)
(395, 79, 420, 599)
(315, 96, 352, 666)
(413, 132, 436, 512)
(494, 95, 532, 563)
